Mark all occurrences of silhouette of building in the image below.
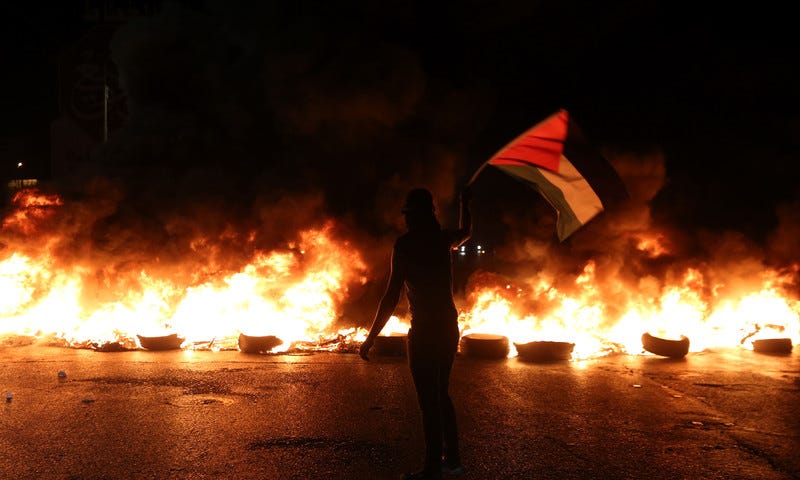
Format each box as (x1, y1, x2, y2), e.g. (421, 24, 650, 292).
(2, 1, 167, 203)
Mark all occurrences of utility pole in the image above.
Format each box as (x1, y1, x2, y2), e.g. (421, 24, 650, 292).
(104, 84, 109, 143)
(103, 64, 109, 143)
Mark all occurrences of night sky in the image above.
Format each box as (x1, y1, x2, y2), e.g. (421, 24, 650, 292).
(3, 1, 799, 280)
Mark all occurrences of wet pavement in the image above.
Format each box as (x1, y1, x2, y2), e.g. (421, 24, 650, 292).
(1, 344, 798, 479)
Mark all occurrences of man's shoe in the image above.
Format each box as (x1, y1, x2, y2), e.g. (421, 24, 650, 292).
(401, 468, 442, 480)
(441, 460, 465, 476)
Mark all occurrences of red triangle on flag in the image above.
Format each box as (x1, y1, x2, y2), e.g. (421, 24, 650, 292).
(488, 109, 568, 173)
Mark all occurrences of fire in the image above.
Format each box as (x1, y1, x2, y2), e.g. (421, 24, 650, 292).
(632, 232, 669, 258)
(379, 315, 411, 336)
(1, 187, 798, 359)
(459, 261, 800, 359)
(459, 265, 611, 359)
(0, 191, 368, 351)
(2, 189, 63, 235)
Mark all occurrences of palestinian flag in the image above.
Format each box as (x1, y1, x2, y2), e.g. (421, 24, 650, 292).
(470, 109, 629, 241)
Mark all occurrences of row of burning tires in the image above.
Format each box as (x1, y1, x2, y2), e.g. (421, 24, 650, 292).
(135, 332, 795, 360)
(135, 333, 283, 353)
(455, 333, 794, 360)
(456, 333, 794, 360)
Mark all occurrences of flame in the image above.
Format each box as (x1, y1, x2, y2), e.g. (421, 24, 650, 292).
(459, 261, 800, 359)
(379, 315, 411, 335)
(632, 232, 670, 258)
(0, 193, 368, 352)
(1, 187, 798, 359)
(2, 189, 63, 235)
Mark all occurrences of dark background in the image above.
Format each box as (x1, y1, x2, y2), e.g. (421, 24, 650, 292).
(2, 1, 798, 264)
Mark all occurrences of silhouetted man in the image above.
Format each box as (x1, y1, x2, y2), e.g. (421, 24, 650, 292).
(360, 187, 472, 480)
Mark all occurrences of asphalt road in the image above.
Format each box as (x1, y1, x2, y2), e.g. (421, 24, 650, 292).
(1, 344, 798, 480)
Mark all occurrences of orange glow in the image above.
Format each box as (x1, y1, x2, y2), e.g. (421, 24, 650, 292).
(0, 193, 368, 351)
(1, 188, 798, 358)
(459, 262, 799, 359)
(2, 189, 63, 235)
(633, 232, 669, 257)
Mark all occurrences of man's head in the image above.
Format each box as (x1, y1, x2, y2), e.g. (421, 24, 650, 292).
(401, 188, 435, 215)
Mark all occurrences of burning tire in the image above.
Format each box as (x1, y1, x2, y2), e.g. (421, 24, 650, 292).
(641, 333, 690, 359)
(752, 338, 793, 354)
(137, 333, 185, 351)
(238, 333, 283, 354)
(372, 333, 407, 356)
(514, 341, 575, 362)
(459, 333, 509, 359)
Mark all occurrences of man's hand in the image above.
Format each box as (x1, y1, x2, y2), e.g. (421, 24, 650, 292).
(359, 336, 374, 361)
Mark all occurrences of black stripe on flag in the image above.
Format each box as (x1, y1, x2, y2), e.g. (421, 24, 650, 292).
(564, 117, 629, 208)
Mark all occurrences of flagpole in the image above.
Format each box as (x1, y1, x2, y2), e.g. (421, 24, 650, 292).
(467, 160, 490, 186)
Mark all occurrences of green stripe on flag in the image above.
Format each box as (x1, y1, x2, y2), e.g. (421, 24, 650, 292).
(495, 164, 583, 241)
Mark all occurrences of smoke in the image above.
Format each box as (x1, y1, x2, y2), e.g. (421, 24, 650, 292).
(768, 196, 800, 266)
(484, 148, 667, 272)
(0, 1, 516, 330)
(4, 1, 798, 327)
(11, 2, 495, 288)
(464, 143, 800, 319)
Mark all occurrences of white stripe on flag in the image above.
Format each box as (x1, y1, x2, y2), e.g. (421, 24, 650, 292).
(538, 155, 604, 225)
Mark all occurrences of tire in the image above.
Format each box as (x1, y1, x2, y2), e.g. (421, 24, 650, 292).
(238, 333, 283, 354)
(459, 333, 510, 359)
(514, 341, 575, 362)
(752, 338, 793, 354)
(641, 333, 690, 358)
(137, 333, 184, 351)
(372, 333, 407, 356)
